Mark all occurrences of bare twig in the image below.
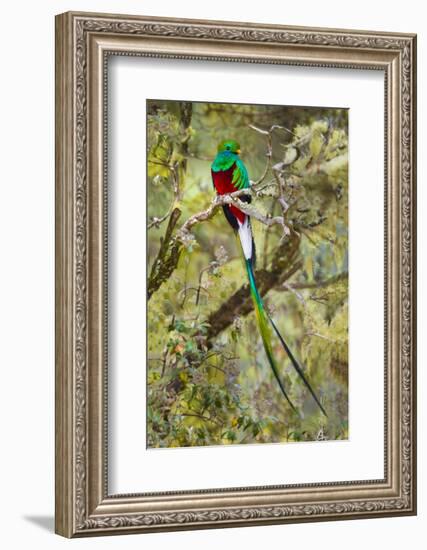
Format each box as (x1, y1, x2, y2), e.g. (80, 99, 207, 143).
(196, 265, 212, 306)
(179, 285, 210, 308)
(303, 332, 338, 344)
(283, 282, 307, 307)
(249, 124, 299, 188)
(248, 124, 273, 186)
(147, 161, 181, 230)
(249, 123, 302, 238)
(250, 123, 298, 139)
(272, 162, 291, 218)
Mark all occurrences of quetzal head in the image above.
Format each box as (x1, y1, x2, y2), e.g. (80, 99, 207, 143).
(217, 139, 241, 155)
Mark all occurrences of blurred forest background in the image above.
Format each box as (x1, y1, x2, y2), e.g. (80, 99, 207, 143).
(146, 99, 348, 448)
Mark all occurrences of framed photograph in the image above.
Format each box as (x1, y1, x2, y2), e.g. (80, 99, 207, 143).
(55, 11, 417, 537)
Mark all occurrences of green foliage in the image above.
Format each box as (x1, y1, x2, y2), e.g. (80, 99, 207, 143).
(147, 100, 349, 447)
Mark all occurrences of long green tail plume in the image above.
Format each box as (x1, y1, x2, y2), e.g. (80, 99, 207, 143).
(245, 259, 327, 418)
(267, 315, 327, 417)
(245, 259, 299, 415)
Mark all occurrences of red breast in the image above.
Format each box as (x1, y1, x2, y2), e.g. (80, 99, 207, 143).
(212, 164, 245, 224)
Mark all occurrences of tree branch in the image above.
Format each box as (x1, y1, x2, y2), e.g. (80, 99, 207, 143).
(206, 232, 302, 341)
(147, 120, 302, 299)
(147, 208, 182, 299)
(177, 188, 289, 243)
(282, 271, 348, 291)
(147, 185, 290, 300)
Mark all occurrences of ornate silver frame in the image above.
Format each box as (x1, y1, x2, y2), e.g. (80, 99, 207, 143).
(55, 11, 417, 537)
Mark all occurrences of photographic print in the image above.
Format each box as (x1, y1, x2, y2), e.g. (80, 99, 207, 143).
(147, 100, 349, 449)
(56, 13, 417, 536)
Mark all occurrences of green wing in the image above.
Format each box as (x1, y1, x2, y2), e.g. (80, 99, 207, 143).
(232, 158, 250, 190)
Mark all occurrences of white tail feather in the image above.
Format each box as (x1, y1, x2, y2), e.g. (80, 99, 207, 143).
(237, 218, 253, 260)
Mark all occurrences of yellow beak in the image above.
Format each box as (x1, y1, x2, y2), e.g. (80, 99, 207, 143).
(236, 149, 241, 155)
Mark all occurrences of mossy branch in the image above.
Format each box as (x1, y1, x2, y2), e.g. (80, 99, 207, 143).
(147, 208, 182, 299)
(206, 231, 302, 341)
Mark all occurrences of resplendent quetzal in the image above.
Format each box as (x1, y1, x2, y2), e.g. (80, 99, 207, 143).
(211, 139, 327, 417)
